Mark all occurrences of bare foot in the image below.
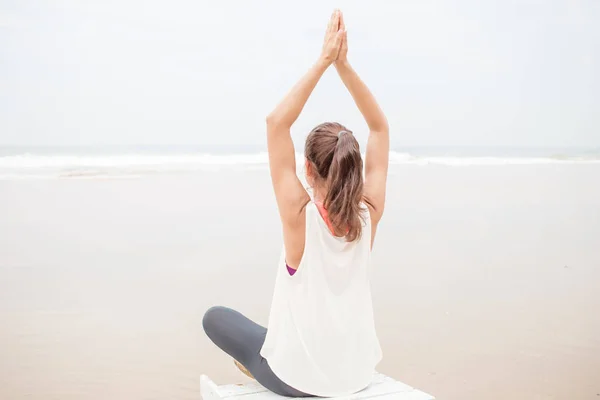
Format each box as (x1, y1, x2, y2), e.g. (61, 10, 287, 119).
(234, 360, 254, 379)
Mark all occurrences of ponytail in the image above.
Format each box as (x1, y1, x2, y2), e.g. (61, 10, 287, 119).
(324, 130, 365, 241)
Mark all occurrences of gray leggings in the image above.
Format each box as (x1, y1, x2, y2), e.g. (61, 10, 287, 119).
(202, 306, 312, 397)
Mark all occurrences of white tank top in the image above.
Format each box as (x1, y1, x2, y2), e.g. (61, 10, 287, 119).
(260, 200, 382, 397)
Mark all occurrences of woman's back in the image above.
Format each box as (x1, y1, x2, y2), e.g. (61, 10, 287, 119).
(261, 201, 382, 397)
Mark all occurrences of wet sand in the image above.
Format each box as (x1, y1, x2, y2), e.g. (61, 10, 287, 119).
(1, 164, 599, 399)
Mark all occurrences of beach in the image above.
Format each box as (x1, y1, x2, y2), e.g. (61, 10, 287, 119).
(1, 163, 599, 400)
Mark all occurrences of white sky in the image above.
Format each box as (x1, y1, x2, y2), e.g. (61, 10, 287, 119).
(1, 0, 599, 147)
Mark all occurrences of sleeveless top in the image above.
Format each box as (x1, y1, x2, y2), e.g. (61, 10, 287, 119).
(260, 200, 383, 397)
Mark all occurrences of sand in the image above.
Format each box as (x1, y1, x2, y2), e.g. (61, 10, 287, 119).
(1, 164, 599, 399)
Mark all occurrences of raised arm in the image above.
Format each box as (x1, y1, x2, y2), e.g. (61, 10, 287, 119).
(334, 12, 389, 223)
(266, 11, 344, 221)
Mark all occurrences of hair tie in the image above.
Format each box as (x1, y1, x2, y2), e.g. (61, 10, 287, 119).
(338, 130, 349, 137)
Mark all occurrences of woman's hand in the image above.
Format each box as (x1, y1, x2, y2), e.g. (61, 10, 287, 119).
(320, 10, 345, 66)
(336, 11, 348, 65)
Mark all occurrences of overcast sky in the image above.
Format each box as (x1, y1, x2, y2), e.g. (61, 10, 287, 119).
(1, 0, 598, 148)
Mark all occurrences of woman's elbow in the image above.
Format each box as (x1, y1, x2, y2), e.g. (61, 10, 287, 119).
(367, 119, 389, 135)
(375, 118, 389, 134)
(266, 113, 278, 127)
(266, 114, 287, 130)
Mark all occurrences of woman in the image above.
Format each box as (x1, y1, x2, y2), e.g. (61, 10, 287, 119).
(203, 9, 389, 397)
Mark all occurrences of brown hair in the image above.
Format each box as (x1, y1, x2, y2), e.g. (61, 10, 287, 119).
(305, 122, 364, 241)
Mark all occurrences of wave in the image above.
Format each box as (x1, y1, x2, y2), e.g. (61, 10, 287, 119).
(0, 151, 598, 179)
(0, 152, 270, 168)
(388, 152, 600, 166)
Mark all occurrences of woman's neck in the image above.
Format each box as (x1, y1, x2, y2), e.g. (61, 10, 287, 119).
(312, 186, 328, 204)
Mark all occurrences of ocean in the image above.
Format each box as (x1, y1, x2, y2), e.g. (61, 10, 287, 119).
(1, 145, 599, 179)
